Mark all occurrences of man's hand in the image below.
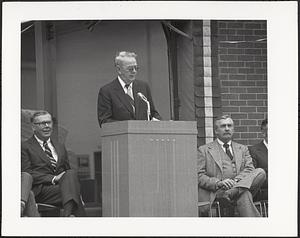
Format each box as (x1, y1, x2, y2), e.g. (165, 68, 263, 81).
(151, 117, 160, 121)
(217, 178, 236, 190)
(53, 171, 66, 184)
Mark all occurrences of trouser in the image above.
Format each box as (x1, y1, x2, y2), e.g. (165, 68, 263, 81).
(34, 169, 86, 216)
(215, 168, 266, 217)
(21, 172, 40, 217)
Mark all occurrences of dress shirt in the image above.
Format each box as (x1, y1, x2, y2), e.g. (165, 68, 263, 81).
(34, 135, 58, 162)
(217, 138, 233, 155)
(263, 139, 268, 149)
(118, 76, 133, 95)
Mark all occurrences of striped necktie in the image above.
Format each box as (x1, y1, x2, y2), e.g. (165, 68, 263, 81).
(125, 84, 135, 112)
(43, 141, 57, 169)
(223, 143, 233, 160)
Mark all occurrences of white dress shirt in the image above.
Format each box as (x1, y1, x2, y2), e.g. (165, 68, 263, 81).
(118, 76, 134, 99)
(34, 135, 58, 162)
(263, 139, 268, 149)
(217, 138, 233, 155)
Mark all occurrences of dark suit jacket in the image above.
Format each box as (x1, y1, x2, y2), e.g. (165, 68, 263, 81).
(21, 136, 71, 195)
(197, 140, 259, 208)
(249, 141, 268, 191)
(248, 141, 268, 174)
(97, 78, 161, 127)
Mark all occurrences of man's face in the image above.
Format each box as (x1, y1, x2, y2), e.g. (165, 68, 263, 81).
(117, 57, 138, 84)
(215, 118, 234, 143)
(262, 124, 268, 142)
(32, 114, 53, 141)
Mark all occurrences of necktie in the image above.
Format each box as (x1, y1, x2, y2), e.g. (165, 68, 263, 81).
(43, 141, 57, 169)
(223, 143, 233, 160)
(125, 84, 135, 112)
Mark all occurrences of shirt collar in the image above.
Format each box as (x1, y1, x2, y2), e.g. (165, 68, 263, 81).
(217, 138, 232, 147)
(263, 139, 268, 149)
(34, 135, 50, 146)
(118, 76, 132, 89)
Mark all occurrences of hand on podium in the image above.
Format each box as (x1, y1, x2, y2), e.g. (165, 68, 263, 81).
(151, 117, 160, 121)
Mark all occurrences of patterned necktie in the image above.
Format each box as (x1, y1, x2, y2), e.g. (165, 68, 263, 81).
(125, 84, 135, 112)
(43, 141, 57, 169)
(223, 143, 233, 160)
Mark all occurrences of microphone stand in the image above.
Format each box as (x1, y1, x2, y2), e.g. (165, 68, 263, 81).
(146, 100, 150, 121)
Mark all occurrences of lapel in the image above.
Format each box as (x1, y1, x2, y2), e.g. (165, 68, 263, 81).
(28, 136, 53, 168)
(51, 138, 62, 167)
(257, 141, 268, 158)
(132, 80, 143, 117)
(231, 141, 243, 174)
(112, 78, 135, 117)
(207, 140, 223, 172)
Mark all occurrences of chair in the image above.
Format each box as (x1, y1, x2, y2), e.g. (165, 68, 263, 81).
(198, 201, 222, 217)
(37, 203, 61, 217)
(37, 195, 85, 217)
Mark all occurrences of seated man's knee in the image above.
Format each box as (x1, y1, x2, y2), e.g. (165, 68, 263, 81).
(21, 172, 33, 184)
(255, 168, 266, 181)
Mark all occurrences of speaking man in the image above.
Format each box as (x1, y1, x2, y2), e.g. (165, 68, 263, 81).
(97, 51, 161, 127)
(197, 115, 266, 217)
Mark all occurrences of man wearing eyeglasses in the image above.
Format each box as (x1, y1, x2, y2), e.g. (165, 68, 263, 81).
(21, 111, 86, 216)
(97, 51, 161, 127)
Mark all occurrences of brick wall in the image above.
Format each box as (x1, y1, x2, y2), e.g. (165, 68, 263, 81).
(216, 20, 267, 146)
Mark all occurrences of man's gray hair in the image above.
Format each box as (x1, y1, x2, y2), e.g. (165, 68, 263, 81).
(214, 114, 233, 129)
(30, 110, 52, 123)
(115, 51, 137, 67)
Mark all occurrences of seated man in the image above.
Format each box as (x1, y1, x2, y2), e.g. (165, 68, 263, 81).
(197, 115, 266, 217)
(21, 172, 40, 217)
(21, 110, 86, 217)
(249, 118, 268, 201)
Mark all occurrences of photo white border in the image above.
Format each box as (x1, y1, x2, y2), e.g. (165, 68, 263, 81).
(2, 1, 298, 236)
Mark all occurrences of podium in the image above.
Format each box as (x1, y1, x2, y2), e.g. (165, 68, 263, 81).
(101, 120, 198, 217)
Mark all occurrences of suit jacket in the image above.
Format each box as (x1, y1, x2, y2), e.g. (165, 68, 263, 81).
(97, 78, 161, 127)
(248, 141, 268, 174)
(197, 140, 258, 207)
(21, 136, 71, 195)
(249, 141, 268, 192)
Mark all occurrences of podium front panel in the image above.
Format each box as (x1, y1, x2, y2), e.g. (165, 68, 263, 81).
(101, 121, 198, 217)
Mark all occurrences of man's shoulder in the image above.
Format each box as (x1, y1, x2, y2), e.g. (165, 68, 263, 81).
(22, 137, 34, 147)
(100, 78, 118, 91)
(198, 141, 217, 151)
(232, 141, 249, 151)
(248, 140, 264, 151)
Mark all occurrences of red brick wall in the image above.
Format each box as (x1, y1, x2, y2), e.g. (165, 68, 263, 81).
(216, 20, 267, 146)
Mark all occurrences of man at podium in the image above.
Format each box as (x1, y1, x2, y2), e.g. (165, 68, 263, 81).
(97, 51, 161, 127)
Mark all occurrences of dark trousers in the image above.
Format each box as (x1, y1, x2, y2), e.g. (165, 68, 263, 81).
(34, 169, 86, 216)
(21, 172, 40, 217)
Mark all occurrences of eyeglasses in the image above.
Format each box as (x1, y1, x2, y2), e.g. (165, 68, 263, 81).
(33, 121, 53, 127)
(124, 65, 139, 72)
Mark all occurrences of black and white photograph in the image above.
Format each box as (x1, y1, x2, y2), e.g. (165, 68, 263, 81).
(1, 1, 298, 236)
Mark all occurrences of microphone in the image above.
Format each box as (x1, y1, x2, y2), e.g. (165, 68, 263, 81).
(137, 92, 150, 121)
(137, 92, 148, 102)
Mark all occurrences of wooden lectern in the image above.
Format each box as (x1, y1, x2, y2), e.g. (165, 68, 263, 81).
(101, 120, 198, 217)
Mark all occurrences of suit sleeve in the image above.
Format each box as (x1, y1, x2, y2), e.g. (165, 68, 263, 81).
(234, 146, 255, 181)
(60, 144, 71, 172)
(21, 144, 54, 185)
(197, 146, 220, 192)
(97, 87, 117, 127)
(145, 83, 162, 120)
